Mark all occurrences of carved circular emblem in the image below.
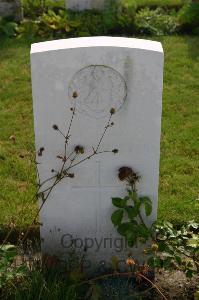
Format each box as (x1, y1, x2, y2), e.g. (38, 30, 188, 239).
(68, 65, 127, 118)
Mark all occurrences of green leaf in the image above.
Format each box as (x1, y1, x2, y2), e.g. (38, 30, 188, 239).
(163, 257, 173, 269)
(127, 239, 135, 247)
(126, 230, 136, 247)
(164, 221, 173, 229)
(111, 209, 123, 226)
(147, 256, 163, 268)
(127, 189, 133, 196)
(137, 224, 150, 239)
(1, 245, 16, 251)
(125, 205, 138, 219)
(158, 241, 167, 252)
(140, 197, 152, 216)
(117, 222, 133, 236)
(186, 269, 194, 278)
(112, 197, 128, 208)
(0, 244, 17, 262)
(188, 221, 199, 230)
(175, 256, 182, 265)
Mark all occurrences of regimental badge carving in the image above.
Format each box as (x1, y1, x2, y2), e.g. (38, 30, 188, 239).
(68, 65, 127, 118)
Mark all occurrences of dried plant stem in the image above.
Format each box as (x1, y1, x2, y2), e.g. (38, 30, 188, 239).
(36, 150, 112, 196)
(1, 106, 77, 247)
(1, 104, 115, 256)
(138, 273, 168, 300)
(37, 174, 57, 189)
(18, 111, 115, 246)
(57, 129, 66, 139)
(68, 150, 112, 170)
(0, 107, 79, 249)
(96, 114, 112, 152)
(65, 105, 76, 142)
(20, 176, 61, 244)
(59, 105, 76, 176)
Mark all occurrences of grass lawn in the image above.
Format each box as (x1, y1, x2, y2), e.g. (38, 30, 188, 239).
(0, 36, 198, 228)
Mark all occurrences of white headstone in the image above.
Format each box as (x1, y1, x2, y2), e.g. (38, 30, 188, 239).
(31, 37, 164, 272)
(0, 0, 21, 20)
(67, 0, 105, 10)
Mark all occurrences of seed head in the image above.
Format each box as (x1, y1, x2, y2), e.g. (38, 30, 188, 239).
(57, 155, 63, 160)
(112, 149, 119, 154)
(52, 124, 59, 130)
(74, 145, 84, 154)
(68, 173, 75, 178)
(110, 108, 116, 115)
(38, 147, 45, 156)
(72, 91, 78, 98)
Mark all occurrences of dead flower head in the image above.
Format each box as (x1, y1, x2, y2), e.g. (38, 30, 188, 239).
(118, 167, 140, 188)
(118, 167, 134, 181)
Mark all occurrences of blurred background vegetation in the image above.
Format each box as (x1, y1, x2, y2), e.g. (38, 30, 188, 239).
(0, 0, 198, 39)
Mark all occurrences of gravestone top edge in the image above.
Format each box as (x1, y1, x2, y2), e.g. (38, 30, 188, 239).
(31, 36, 163, 55)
